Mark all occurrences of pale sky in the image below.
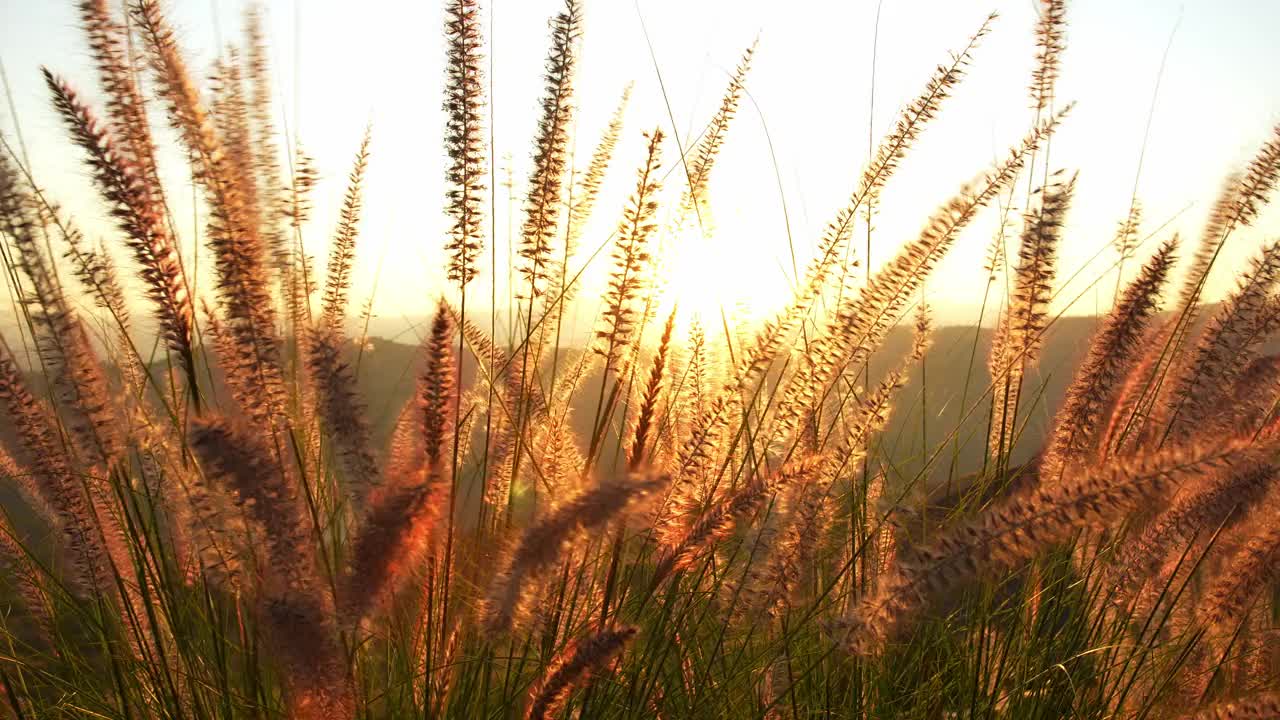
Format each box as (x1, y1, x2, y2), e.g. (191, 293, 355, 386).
(2, 0, 1279, 343)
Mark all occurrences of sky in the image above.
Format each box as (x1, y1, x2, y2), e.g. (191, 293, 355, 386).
(2, 0, 1279, 343)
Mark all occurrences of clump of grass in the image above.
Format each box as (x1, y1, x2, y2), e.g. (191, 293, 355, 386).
(1, 0, 1279, 718)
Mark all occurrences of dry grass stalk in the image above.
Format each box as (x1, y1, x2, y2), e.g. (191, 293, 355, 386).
(859, 12, 996, 213)
(0, 156, 136, 604)
(1098, 317, 1175, 458)
(0, 344, 114, 596)
(595, 129, 665, 370)
(210, 48, 264, 246)
(0, 442, 57, 533)
(1114, 201, 1143, 262)
(1029, 0, 1067, 114)
(306, 325, 380, 506)
(340, 478, 445, 625)
(79, 1, 162, 185)
(386, 399, 426, 483)
(44, 69, 197, 401)
(0, 150, 124, 473)
(537, 84, 632, 349)
(1144, 127, 1280, 434)
(1160, 176, 1244, 374)
(188, 417, 312, 596)
(1201, 508, 1280, 639)
(1160, 240, 1280, 441)
(243, 6, 290, 270)
(629, 310, 676, 469)
(282, 147, 320, 331)
(565, 84, 630, 260)
(525, 626, 636, 720)
(747, 476, 832, 620)
(778, 108, 1069, 449)
(517, 0, 581, 302)
(658, 36, 1005, 481)
(655, 460, 820, 586)
(0, 445, 57, 640)
(444, 0, 487, 290)
(837, 435, 1269, 655)
(1007, 171, 1077, 361)
(286, 145, 319, 230)
(59, 228, 147, 400)
(0, 506, 56, 647)
(1041, 236, 1178, 481)
(750, 13, 996, 419)
(989, 171, 1077, 459)
(132, 0, 286, 428)
(190, 415, 353, 717)
(419, 303, 459, 475)
(748, 308, 932, 616)
(1112, 461, 1276, 612)
(339, 305, 455, 623)
(486, 471, 667, 633)
(675, 41, 755, 228)
(320, 129, 372, 334)
(1205, 353, 1280, 434)
(535, 414, 587, 509)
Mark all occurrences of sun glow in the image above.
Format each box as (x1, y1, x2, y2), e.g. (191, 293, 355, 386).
(653, 230, 793, 338)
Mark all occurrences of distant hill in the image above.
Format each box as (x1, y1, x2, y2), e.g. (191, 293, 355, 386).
(342, 306, 1280, 499)
(334, 315, 1108, 492)
(2, 303, 1240, 512)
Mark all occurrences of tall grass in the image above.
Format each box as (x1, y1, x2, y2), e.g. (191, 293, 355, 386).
(1, 0, 1279, 717)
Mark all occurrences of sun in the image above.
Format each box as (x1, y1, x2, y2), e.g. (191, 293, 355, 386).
(652, 231, 793, 340)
